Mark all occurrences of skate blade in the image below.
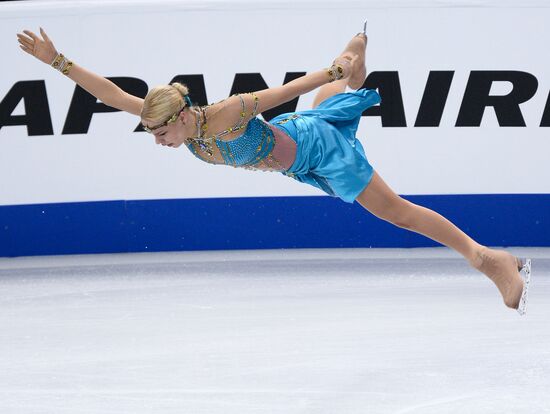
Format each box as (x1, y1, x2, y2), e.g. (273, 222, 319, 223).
(516, 258, 531, 316)
(363, 19, 368, 35)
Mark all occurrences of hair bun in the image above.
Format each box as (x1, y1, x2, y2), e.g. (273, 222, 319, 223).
(171, 82, 189, 97)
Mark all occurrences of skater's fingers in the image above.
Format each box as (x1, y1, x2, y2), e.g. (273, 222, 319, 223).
(23, 30, 39, 42)
(40, 27, 51, 43)
(348, 55, 360, 78)
(17, 35, 33, 48)
(338, 52, 354, 62)
(333, 56, 350, 66)
(17, 33, 34, 44)
(19, 44, 32, 55)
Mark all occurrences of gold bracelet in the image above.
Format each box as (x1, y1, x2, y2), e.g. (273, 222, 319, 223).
(50, 53, 65, 69)
(62, 60, 73, 75)
(327, 63, 344, 82)
(50, 53, 74, 76)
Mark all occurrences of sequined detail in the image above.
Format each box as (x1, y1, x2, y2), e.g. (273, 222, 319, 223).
(275, 114, 299, 125)
(184, 94, 258, 160)
(216, 118, 274, 166)
(184, 93, 290, 172)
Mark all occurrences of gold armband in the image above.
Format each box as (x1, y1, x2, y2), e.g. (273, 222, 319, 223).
(326, 63, 344, 82)
(50, 53, 74, 76)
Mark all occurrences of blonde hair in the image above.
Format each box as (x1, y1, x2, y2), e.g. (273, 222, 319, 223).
(141, 82, 190, 123)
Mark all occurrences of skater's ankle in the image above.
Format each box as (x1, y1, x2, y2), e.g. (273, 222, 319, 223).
(468, 245, 487, 269)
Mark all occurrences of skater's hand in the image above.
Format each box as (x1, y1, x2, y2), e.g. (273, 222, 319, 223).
(17, 28, 58, 65)
(333, 54, 357, 80)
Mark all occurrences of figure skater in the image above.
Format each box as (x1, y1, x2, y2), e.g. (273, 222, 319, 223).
(16, 23, 531, 314)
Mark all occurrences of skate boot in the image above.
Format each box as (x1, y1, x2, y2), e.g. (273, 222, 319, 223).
(340, 19, 368, 90)
(470, 247, 532, 315)
(516, 258, 532, 315)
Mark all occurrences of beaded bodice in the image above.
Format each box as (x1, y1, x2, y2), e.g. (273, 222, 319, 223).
(184, 93, 287, 171)
(215, 118, 276, 166)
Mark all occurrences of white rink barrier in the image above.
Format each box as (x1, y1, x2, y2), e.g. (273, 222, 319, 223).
(1, 0, 549, 256)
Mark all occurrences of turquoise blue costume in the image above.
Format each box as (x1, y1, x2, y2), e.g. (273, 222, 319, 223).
(184, 88, 381, 204)
(272, 88, 381, 203)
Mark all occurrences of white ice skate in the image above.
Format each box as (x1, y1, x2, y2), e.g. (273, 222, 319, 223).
(516, 258, 531, 316)
(344, 20, 369, 90)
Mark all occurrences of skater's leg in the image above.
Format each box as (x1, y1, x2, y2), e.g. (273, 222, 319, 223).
(356, 171, 483, 262)
(312, 78, 348, 109)
(342, 33, 367, 90)
(312, 31, 368, 109)
(355, 171, 525, 309)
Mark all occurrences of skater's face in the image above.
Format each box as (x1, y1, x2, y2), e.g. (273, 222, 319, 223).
(141, 110, 188, 149)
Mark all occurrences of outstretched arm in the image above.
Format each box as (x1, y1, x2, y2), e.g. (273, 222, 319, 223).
(17, 28, 143, 116)
(254, 55, 356, 113)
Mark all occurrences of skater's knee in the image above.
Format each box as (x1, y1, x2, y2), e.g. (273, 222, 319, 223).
(393, 201, 423, 229)
(388, 209, 415, 229)
(376, 198, 416, 229)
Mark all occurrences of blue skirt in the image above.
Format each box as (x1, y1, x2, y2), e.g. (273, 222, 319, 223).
(269, 88, 381, 203)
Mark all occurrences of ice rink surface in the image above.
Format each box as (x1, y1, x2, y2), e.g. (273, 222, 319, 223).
(1, 247, 549, 414)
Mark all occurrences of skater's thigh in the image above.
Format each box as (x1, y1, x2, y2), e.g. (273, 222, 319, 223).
(312, 79, 347, 109)
(355, 171, 413, 223)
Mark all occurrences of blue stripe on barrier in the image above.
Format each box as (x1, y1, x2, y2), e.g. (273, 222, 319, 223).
(0, 194, 549, 257)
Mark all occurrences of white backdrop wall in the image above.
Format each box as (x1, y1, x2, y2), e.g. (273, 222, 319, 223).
(1, 0, 549, 206)
(1, 0, 549, 256)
